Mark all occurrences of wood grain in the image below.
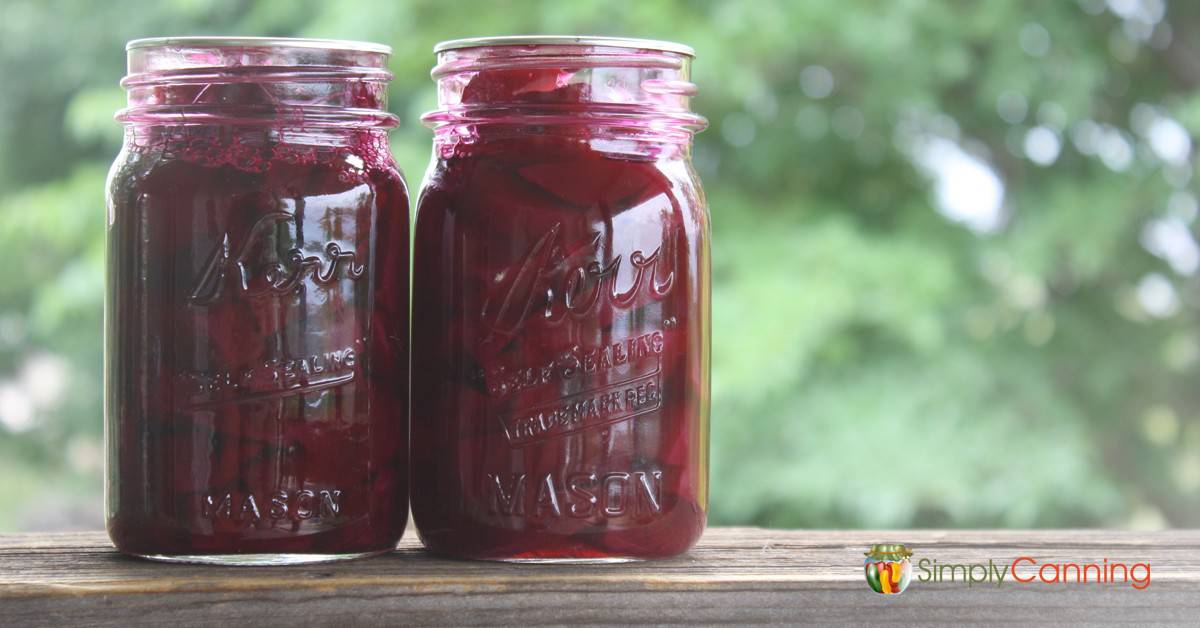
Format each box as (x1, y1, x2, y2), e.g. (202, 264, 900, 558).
(1, 528, 1197, 625)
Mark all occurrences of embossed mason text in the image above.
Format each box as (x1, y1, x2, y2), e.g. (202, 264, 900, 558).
(486, 470, 664, 519)
(202, 489, 343, 525)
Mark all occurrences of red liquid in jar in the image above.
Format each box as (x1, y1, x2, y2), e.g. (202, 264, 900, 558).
(106, 121, 409, 558)
(411, 60, 710, 560)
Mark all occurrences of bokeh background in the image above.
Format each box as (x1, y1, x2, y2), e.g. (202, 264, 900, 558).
(2, 0, 1198, 532)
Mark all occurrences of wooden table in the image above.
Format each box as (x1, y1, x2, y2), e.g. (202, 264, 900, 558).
(2, 528, 1197, 625)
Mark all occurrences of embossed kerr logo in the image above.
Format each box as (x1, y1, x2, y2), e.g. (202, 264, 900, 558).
(477, 222, 679, 447)
(480, 222, 677, 343)
(188, 211, 364, 306)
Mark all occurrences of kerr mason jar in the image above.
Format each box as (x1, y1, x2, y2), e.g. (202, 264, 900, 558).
(105, 37, 410, 564)
(411, 36, 711, 561)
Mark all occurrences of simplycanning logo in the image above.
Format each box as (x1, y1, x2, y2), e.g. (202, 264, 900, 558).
(864, 544, 913, 594)
(863, 544, 1152, 594)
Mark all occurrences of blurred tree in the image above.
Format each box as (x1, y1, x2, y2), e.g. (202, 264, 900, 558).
(0, 0, 1197, 530)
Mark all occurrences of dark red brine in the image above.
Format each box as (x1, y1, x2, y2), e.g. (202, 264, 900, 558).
(105, 38, 409, 564)
(412, 37, 710, 561)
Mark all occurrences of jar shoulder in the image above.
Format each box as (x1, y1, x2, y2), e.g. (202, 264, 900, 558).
(415, 150, 706, 226)
(107, 143, 408, 210)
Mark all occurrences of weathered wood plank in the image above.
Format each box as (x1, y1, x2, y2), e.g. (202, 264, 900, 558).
(1, 528, 1197, 625)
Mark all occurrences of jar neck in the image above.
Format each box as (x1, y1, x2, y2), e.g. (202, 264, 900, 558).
(119, 40, 398, 130)
(424, 43, 706, 146)
(122, 124, 395, 173)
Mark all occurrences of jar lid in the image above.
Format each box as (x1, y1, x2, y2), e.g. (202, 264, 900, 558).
(433, 35, 694, 57)
(126, 36, 391, 55)
(865, 544, 913, 559)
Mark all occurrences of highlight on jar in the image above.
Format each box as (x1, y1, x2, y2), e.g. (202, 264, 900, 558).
(104, 37, 410, 565)
(410, 36, 711, 562)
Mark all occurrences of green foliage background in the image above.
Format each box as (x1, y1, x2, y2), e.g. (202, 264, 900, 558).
(1, 0, 1198, 531)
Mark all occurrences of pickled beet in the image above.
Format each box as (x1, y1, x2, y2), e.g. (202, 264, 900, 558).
(106, 124, 409, 559)
(412, 40, 710, 561)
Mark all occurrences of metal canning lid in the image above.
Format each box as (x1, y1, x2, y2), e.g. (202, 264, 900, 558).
(433, 35, 695, 57)
(126, 36, 392, 55)
(865, 544, 913, 559)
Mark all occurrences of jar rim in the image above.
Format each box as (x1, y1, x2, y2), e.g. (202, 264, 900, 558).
(126, 36, 392, 55)
(433, 35, 694, 57)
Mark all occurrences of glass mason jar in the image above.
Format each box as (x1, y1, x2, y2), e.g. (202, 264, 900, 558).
(411, 36, 710, 561)
(105, 37, 409, 565)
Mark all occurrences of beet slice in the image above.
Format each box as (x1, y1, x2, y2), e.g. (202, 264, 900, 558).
(515, 156, 661, 208)
(461, 68, 587, 105)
